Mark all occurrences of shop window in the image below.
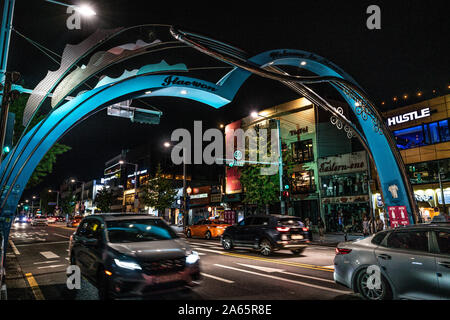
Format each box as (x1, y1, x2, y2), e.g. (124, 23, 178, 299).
(393, 125, 426, 149)
(439, 120, 450, 142)
(292, 139, 314, 163)
(292, 170, 316, 194)
(427, 122, 440, 144)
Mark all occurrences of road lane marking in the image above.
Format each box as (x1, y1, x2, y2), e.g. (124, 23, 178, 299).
(37, 264, 65, 269)
(237, 263, 284, 273)
(198, 252, 206, 256)
(214, 264, 349, 295)
(8, 240, 20, 255)
(188, 241, 219, 247)
(40, 251, 59, 259)
(24, 273, 45, 300)
(201, 273, 235, 284)
(191, 247, 224, 254)
(322, 265, 335, 270)
(15, 241, 68, 247)
(222, 252, 334, 272)
(278, 270, 335, 284)
(54, 233, 70, 239)
(33, 260, 59, 265)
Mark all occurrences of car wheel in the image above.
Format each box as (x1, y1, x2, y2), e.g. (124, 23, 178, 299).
(186, 229, 192, 238)
(356, 268, 392, 300)
(97, 267, 112, 300)
(259, 239, 273, 256)
(291, 248, 305, 255)
(222, 236, 233, 250)
(205, 231, 211, 240)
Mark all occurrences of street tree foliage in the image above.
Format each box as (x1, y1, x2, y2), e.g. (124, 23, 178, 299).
(61, 192, 76, 216)
(8, 94, 71, 189)
(141, 164, 178, 216)
(239, 124, 280, 213)
(95, 188, 114, 212)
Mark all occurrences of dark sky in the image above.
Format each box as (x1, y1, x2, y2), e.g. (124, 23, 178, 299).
(6, 0, 449, 199)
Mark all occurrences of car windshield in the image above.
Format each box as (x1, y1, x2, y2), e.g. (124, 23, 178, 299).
(106, 219, 178, 243)
(277, 218, 304, 227)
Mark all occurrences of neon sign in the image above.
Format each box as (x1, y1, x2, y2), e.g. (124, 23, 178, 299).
(386, 107, 431, 126)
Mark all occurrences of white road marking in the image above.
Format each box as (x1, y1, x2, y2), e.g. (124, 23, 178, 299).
(188, 242, 218, 247)
(198, 252, 206, 256)
(65, 258, 69, 260)
(40, 251, 59, 259)
(8, 240, 20, 255)
(191, 247, 223, 254)
(33, 260, 59, 265)
(37, 264, 65, 269)
(278, 270, 335, 284)
(237, 263, 284, 273)
(214, 264, 349, 295)
(15, 241, 68, 247)
(54, 233, 70, 239)
(201, 273, 235, 284)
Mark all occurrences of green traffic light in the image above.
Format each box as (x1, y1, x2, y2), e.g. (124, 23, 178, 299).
(284, 184, 289, 190)
(3, 146, 10, 153)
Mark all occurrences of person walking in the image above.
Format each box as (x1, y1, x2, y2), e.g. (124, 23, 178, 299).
(318, 217, 325, 242)
(362, 215, 370, 237)
(376, 216, 384, 232)
(305, 218, 313, 241)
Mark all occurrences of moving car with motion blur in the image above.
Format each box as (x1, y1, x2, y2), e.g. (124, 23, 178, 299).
(47, 216, 56, 223)
(14, 215, 28, 223)
(221, 215, 311, 256)
(186, 219, 231, 239)
(67, 216, 83, 228)
(55, 216, 65, 222)
(68, 213, 201, 299)
(334, 223, 450, 300)
(31, 215, 48, 226)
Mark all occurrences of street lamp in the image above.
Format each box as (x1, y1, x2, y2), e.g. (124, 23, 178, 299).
(70, 178, 86, 214)
(250, 111, 285, 215)
(45, 1, 96, 16)
(119, 160, 139, 212)
(164, 142, 187, 226)
(48, 189, 60, 211)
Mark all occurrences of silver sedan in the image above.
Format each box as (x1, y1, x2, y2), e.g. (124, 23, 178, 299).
(334, 223, 450, 300)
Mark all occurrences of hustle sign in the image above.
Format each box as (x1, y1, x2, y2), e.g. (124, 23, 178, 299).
(386, 107, 431, 126)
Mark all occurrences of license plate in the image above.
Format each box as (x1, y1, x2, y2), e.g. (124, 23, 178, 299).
(291, 235, 304, 240)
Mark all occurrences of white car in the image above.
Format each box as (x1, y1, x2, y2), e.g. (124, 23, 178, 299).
(31, 216, 48, 226)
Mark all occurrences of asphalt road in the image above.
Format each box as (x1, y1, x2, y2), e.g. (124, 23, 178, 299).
(7, 222, 360, 300)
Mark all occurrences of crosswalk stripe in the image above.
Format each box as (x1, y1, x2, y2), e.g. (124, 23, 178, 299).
(201, 273, 234, 283)
(37, 264, 65, 269)
(40, 251, 59, 259)
(33, 260, 59, 265)
(8, 240, 20, 255)
(192, 247, 223, 254)
(214, 264, 349, 294)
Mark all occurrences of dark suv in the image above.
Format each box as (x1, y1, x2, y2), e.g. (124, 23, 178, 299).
(221, 215, 310, 256)
(68, 214, 201, 299)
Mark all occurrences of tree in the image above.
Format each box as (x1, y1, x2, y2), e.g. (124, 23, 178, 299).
(61, 192, 76, 216)
(7, 94, 71, 189)
(141, 164, 178, 217)
(94, 188, 114, 213)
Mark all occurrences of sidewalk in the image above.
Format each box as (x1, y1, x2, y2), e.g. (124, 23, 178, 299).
(309, 232, 364, 247)
(3, 249, 33, 300)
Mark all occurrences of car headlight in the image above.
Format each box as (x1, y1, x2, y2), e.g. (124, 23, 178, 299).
(186, 251, 200, 264)
(114, 258, 142, 270)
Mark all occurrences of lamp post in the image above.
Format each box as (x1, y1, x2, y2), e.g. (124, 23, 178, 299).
(251, 111, 285, 215)
(164, 142, 187, 226)
(70, 179, 86, 214)
(48, 189, 60, 214)
(119, 160, 139, 212)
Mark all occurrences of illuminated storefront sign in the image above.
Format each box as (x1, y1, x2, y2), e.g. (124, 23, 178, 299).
(189, 193, 208, 199)
(386, 107, 431, 126)
(318, 151, 367, 176)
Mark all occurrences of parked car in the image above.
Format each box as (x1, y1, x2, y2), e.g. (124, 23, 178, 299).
(221, 215, 311, 256)
(31, 216, 48, 226)
(186, 219, 231, 239)
(334, 223, 450, 300)
(67, 216, 83, 228)
(68, 213, 201, 299)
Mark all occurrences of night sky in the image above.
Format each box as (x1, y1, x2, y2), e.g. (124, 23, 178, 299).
(6, 0, 449, 199)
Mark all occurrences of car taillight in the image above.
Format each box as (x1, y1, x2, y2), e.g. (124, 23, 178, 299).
(276, 227, 290, 232)
(335, 248, 352, 255)
(302, 227, 309, 232)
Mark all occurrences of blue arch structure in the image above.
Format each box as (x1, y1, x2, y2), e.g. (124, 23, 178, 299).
(0, 47, 415, 242)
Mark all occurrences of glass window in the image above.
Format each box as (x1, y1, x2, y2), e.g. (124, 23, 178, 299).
(85, 220, 103, 239)
(428, 122, 440, 144)
(239, 217, 253, 226)
(292, 139, 314, 163)
(292, 170, 316, 194)
(106, 219, 177, 243)
(372, 231, 388, 245)
(439, 120, 450, 142)
(251, 217, 270, 225)
(277, 218, 304, 227)
(386, 231, 429, 252)
(436, 231, 450, 255)
(393, 125, 426, 149)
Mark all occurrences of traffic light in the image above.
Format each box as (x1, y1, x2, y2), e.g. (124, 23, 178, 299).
(282, 190, 290, 199)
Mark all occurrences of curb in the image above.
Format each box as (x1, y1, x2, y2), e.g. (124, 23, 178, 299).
(4, 246, 34, 300)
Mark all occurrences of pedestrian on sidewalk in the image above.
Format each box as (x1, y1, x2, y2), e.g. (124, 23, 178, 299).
(376, 216, 384, 232)
(305, 218, 313, 241)
(318, 217, 325, 241)
(362, 215, 370, 237)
